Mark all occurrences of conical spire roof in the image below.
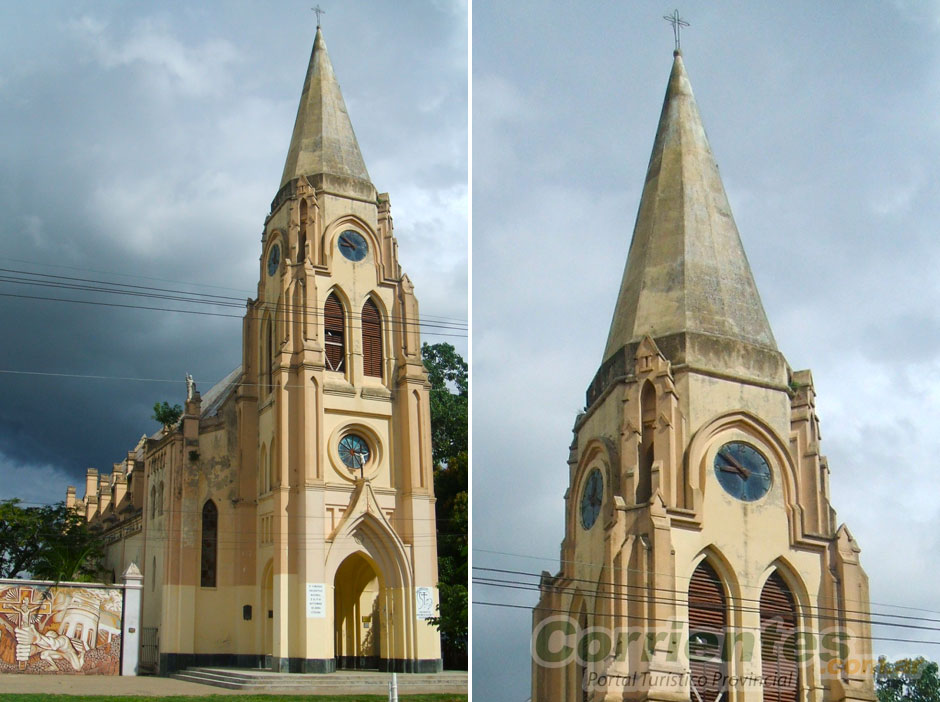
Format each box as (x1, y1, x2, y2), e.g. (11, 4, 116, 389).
(603, 51, 777, 363)
(280, 27, 371, 189)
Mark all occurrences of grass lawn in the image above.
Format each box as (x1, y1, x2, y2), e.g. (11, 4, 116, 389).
(0, 697, 467, 702)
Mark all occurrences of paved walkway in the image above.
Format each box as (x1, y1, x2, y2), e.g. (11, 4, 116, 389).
(0, 671, 468, 697)
(0, 674, 253, 696)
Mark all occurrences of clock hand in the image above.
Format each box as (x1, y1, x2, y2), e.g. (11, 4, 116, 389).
(718, 450, 751, 478)
(340, 239, 355, 249)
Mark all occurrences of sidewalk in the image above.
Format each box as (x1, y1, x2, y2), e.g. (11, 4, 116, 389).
(0, 671, 469, 697)
(0, 674, 251, 696)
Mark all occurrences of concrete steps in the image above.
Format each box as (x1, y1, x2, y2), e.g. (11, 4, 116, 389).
(170, 666, 468, 694)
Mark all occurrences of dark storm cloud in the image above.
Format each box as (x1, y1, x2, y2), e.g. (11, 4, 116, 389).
(473, 2, 940, 699)
(0, 2, 466, 500)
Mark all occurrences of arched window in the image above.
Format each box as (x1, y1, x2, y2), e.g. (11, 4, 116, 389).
(150, 485, 156, 519)
(157, 481, 164, 516)
(299, 200, 308, 263)
(324, 293, 345, 372)
(362, 299, 383, 378)
(760, 572, 800, 702)
(637, 381, 656, 503)
(200, 500, 218, 588)
(689, 561, 727, 702)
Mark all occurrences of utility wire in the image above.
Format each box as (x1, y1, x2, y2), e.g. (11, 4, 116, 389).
(474, 548, 940, 618)
(472, 600, 940, 649)
(0, 267, 467, 331)
(473, 572, 940, 634)
(0, 255, 467, 325)
(474, 566, 940, 626)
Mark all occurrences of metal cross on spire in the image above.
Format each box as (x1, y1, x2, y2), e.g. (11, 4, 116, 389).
(312, 5, 325, 28)
(663, 9, 689, 52)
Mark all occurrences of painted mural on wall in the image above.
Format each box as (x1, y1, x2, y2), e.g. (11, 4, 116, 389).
(0, 582, 122, 675)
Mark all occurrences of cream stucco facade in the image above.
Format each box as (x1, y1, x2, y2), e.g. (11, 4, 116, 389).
(532, 52, 876, 702)
(68, 26, 442, 676)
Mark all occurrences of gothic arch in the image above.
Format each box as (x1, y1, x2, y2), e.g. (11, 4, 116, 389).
(361, 296, 384, 379)
(324, 506, 413, 593)
(200, 499, 218, 588)
(298, 198, 309, 263)
(689, 545, 742, 611)
(757, 557, 810, 620)
(263, 230, 286, 276)
(324, 288, 351, 374)
(638, 380, 657, 504)
(757, 562, 806, 702)
(322, 215, 380, 269)
(569, 438, 616, 539)
(687, 410, 799, 519)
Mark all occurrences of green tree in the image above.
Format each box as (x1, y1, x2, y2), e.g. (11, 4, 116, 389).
(422, 342, 468, 669)
(152, 400, 183, 429)
(0, 499, 104, 581)
(877, 657, 940, 702)
(422, 342, 468, 467)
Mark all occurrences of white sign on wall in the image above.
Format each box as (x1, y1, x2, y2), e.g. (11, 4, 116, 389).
(306, 583, 326, 618)
(415, 586, 435, 620)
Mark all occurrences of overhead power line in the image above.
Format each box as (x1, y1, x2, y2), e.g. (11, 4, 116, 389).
(0, 255, 467, 325)
(474, 548, 940, 617)
(0, 267, 467, 338)
(472, 600, 940, 649)
(473, 569, 940, 634)
(474, 566, 940, 626)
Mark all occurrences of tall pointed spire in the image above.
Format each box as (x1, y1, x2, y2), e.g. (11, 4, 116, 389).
(280, 27, 371, 190)
(603, 51, 778, 370)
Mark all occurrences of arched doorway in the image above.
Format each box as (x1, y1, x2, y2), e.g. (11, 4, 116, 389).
(261, 560, 273, 668)
(334, 552, 383, 670)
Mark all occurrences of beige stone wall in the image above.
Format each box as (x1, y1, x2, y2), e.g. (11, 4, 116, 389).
(534, 340, 874, 702)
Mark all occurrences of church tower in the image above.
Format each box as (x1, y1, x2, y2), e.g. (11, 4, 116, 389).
(236, 26, 441, 673)
(65, 24, 442, 676)
(532, 51, 876, 702)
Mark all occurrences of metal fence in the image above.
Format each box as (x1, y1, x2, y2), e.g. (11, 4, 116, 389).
(140, 627, 159, 673)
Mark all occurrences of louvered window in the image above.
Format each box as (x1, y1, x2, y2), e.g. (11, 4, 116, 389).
(760, 572, 800, 702)
(689, 561, 727, 702)
(362, 299, 383, 378)
(200, 500, 218, 587)
(324, 293, 345, 372)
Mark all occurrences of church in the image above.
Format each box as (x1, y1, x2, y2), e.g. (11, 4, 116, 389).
(66, 24, 442, 676)
(531, 48, 877, 702)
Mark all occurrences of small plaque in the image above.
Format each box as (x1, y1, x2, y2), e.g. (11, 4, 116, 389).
(415, 587, 435, 620)
(306, 583, 326, 618)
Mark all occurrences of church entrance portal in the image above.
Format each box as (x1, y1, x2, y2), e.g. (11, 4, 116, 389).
(334, 552, 382, 670)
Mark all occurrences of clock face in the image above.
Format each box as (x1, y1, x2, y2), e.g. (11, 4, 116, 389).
(337, 230, 368, 262)
(714, 441, 772, 502)
(580, 468, 603, 530)
(338, 434, 371, 471)
(267, 244, 281, 276)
